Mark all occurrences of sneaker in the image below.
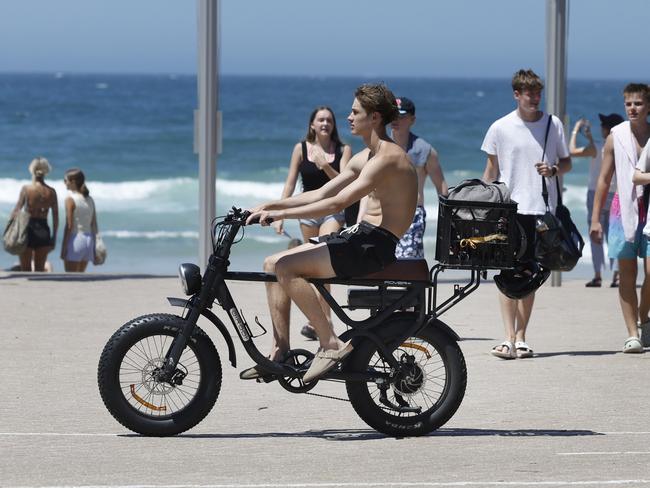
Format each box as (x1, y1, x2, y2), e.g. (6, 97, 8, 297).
(300, 324, 318, 341)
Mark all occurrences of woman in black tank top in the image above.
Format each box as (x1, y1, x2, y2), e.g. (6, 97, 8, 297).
(274, 106, 354, 338)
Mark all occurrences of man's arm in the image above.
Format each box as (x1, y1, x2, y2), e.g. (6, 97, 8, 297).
(590, 135, 615, 244)
(425, 147, 448, 196)
(569, 119, 597, 158)
(633, 143, 650, 185)
(248, 152, 380, 225)
(482, 155, 499, 182)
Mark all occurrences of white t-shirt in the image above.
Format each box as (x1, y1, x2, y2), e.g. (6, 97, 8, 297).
(481, 110, 570, 215)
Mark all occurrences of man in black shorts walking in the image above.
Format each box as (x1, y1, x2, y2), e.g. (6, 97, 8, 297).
(244, 83, 418, 382)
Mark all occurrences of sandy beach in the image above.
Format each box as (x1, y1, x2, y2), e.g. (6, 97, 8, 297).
(1, 271, 649, 487)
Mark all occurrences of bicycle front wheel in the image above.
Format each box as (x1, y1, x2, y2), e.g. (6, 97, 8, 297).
(97, 313, 222, 436)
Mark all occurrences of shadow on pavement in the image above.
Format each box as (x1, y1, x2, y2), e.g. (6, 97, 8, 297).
(121, 427, 602, 441)
(533, 350, 620, 358)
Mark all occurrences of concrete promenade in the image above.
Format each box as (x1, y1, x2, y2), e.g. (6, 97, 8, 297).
(1, 271, 649, 488)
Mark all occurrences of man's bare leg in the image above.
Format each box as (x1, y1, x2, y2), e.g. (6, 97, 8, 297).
(639, 257, 650, 323)
(617, 258, 640, 337)
(514, 293, 535, 342)
(270, 243, 343, 351)
(264, 281, 291, 361)
(497, 293, 517, 351)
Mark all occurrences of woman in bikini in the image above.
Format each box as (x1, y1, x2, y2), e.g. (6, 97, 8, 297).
(11, 157, 59, 271)
(274, 106, 352, 339)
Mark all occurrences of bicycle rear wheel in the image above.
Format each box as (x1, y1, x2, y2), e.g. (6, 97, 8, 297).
(346, 324, 466, 437)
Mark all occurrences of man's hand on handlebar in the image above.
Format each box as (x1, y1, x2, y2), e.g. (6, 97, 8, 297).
(245, 209, 279, 226)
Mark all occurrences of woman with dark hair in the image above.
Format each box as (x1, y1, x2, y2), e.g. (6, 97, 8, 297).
(274, 106, 352, 339)
(61, 168, 99, 272)
(11, 157, 58, 271)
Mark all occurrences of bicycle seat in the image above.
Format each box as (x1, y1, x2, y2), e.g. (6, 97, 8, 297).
(364, 258, 430, 282)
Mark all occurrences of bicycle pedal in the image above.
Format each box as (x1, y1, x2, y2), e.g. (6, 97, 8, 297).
(256, 375, 277, 384)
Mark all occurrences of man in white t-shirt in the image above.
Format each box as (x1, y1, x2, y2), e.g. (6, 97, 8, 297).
(481, 69, 571, 359)
(569, 113, 623, 288)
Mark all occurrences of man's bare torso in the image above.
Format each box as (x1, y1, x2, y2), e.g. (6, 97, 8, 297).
(350, 141, 417, 238)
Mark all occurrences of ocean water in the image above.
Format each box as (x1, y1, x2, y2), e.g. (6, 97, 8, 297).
(0, 73, 628, 277)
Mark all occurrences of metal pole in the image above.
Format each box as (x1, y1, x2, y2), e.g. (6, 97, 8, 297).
(196, 0, 220, 270)
(545, 0, 568, 286)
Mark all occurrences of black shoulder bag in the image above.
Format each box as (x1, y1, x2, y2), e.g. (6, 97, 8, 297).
(534, 115, 585, 271)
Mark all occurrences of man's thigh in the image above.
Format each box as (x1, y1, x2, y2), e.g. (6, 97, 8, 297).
(274, 242, 336, 279)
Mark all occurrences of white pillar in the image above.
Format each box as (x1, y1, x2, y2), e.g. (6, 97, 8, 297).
(545, 0, 568, 286)
(196, 0, 220, 270)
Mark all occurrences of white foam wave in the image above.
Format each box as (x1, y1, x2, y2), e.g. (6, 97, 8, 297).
(103, 230, 198, 239)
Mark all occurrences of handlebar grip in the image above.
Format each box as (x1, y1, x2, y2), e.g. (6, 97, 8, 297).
(246, 215, 274, 225)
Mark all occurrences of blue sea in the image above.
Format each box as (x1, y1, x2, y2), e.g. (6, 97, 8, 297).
(0, 73, 628, 277)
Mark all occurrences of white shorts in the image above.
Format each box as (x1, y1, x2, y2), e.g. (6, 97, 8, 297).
(66, 232, 95, 262)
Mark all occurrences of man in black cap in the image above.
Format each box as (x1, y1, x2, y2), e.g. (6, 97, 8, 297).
(385, 96, 448, 258)
(570, 112, 624, 288)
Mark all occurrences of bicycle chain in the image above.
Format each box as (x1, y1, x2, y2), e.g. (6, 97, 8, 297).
(305, 391, 350, 402)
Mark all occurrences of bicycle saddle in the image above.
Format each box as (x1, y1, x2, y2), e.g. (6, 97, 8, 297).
(364, 258, 429, 282)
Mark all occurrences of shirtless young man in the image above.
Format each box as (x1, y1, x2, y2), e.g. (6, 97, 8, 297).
(244, 83, 418, 382)
(593, 83, 650, 353)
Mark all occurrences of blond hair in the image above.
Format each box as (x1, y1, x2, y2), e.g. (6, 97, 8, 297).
(29, 157, 51, 179)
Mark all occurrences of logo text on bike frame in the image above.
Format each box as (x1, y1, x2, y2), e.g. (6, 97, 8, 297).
(229, 307, 250, 341)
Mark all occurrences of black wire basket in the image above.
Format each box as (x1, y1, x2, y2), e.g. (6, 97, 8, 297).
(435, 196, 519, 269)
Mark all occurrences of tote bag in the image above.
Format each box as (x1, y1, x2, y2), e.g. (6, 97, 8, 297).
(533, 116, 584, 271)
(3, 211, 29, 255)
(94, 234, 107, 265)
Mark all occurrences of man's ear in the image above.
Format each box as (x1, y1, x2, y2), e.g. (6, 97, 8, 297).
(513, 90, 521, 102)
(370, 111, 382, 127)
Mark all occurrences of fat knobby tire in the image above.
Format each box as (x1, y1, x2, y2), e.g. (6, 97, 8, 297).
(97, 313, 222, 436)
(346, 325, 467, 437)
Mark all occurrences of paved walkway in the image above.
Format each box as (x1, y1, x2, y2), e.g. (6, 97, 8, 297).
(1, 272, 649, 487)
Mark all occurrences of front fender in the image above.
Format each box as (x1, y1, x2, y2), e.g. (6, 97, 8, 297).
(167, 297, 237, 368)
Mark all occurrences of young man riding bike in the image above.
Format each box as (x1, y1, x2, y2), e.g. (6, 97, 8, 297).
(244, 83, 418, 383)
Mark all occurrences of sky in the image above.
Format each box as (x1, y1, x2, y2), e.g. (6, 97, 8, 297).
(0, 0, 647, 80)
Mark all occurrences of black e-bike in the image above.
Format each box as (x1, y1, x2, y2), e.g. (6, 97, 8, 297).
(98, 203, 508, 437)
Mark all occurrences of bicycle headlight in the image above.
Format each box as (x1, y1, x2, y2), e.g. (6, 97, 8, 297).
(178, 263, 202, 296)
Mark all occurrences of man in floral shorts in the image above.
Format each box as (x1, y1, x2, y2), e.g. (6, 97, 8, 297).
(390, 97, 448, 258)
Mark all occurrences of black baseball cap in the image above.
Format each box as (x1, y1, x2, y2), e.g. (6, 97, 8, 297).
(396, 97, 415, 116)
(598, 113, 624, 129)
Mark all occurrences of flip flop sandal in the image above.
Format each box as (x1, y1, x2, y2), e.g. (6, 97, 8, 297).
(623, 336, 643, 354)
(491, 340, 515, 359)
(585, 278, 602, 288)
(515, 341, 534, 358)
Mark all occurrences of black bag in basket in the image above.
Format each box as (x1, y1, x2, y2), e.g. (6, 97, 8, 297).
(533, 116, 584, 271)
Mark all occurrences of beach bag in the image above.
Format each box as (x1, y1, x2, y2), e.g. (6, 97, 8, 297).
(3, 211, 29, 255)
(534, 116, 584, 271)
(94, 234, 107, 265)
(446, 179, 513, 220)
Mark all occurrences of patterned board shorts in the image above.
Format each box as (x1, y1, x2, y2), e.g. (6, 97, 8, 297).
(395, 205, 426, 259)
(608, 193, 648, 259)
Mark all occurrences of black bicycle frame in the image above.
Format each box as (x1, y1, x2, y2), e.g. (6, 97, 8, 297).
(161, 212, 481, 382)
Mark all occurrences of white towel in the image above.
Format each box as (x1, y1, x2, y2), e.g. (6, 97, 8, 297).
(611, 121, 643, 242)
(637, 142, 650, 236)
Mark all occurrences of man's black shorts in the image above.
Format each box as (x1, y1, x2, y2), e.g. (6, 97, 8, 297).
(317, 221, 400, 279)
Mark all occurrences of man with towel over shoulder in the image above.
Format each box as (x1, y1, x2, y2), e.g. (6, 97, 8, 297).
(591, 83, 650, 353)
